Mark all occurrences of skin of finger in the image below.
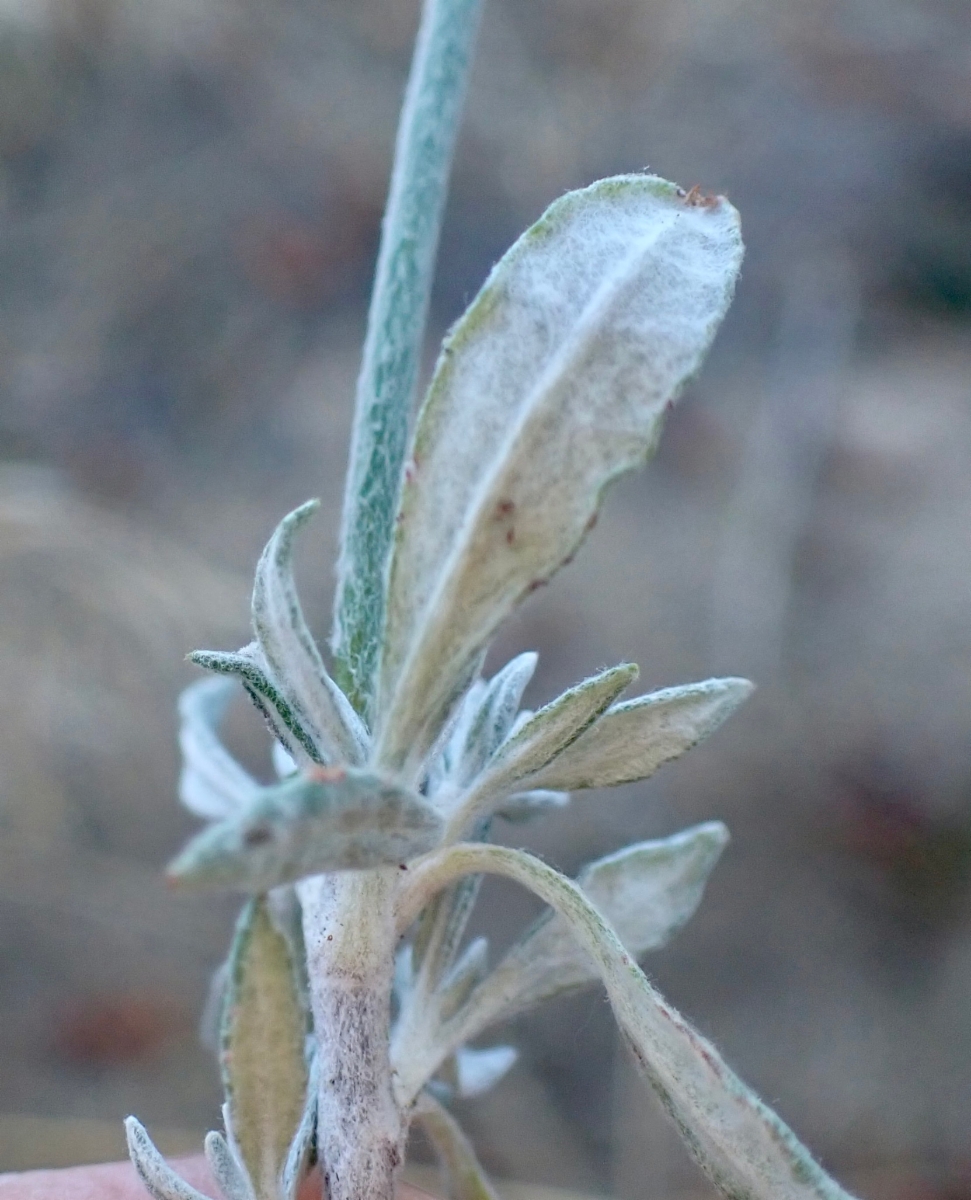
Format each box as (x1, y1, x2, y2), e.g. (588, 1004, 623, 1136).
(0, 1158, 438, 1200)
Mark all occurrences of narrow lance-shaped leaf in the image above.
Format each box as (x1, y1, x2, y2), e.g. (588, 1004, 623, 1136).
(401, 843, 859, 1200)
(446, 663, 637, 835)
(452, 823, 729, 1042)
(167, 767, 444, 892)
(495, 789, 570, 823)
(437, 935, 489, 1021)
(333, 0, 486, 717)
(178, 677, 260, 820)
(413, 1092, 504, 1200)
(204, 1132, 255, 1200)
(222, 898, 309, 1200)
(376, 176, 743, 766)
(395, 824, 728, 1100)
(252, 502, 368, 766)
(125, 1118, 212, 1200)
(190, 646, 322, 767)
(526, 678, 753, 792)
(455, 652, 537, 786)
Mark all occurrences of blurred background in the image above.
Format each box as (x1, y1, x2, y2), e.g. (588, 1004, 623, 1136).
(3, 0, 971, 1195)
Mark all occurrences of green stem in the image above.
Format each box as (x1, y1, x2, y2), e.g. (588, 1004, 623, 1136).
(333, 0, 486, 719)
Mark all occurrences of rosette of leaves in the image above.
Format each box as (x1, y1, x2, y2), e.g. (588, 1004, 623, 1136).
(124, 3, 860, 1200)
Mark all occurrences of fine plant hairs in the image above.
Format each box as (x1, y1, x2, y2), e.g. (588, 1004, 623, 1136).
(123, 3, 862, 1200)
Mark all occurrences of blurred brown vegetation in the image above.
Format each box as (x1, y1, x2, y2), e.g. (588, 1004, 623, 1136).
(3, 0, 971, 1196)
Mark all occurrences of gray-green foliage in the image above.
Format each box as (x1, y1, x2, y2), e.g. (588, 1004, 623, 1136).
(124, 3, 861, 1200)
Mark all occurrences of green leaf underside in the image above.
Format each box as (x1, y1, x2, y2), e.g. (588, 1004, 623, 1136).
(333, 0, 486, 717)
(414, 1093, 503, 1200)
(190, 648, 323, 766)
(527, 677, 754, 792)
(406, 844, 858, 1200)
(252, 502, 367, 766)
(450, 663, 637, 832)
(223, 898, 309, 1200)
(376, 175, 743, 766)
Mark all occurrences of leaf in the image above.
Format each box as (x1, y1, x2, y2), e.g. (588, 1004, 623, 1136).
(413, 1093, 503, 1200)
(527, 678, 753, 792)
(438, 935, 488, 1021)
(495, 789, 570, 823)
(281, 1057, 318, 1200)
(455, 652, 537, 786)
(449, 664, 637, 832)
(190, 646, 322, 766)
(204, 1132, 255, 1200)
(178, 678, 260, 821)
(332, 0, 486, 718)
(376, 175, 743, 766)
(125, 1118, 211, 1200)
(200, 959, 231, 1054)
(222, 898, 309, 1200)
(451, 823, 728, 1039)
(404, 843, 858, 1200)
(453, 1044, 517, 1098)
(167, 767, 445, 892)
(253, 503, 368, 766)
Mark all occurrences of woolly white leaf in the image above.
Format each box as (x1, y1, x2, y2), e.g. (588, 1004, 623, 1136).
(222, 898, 309, 1200)
(495, 789, 570, 823)
(168, 768, 444, 891)
(125, 1118, 211, 1200)
(450, 823, 728, 1038)
(527, 678, 753, 792)
(454, 1044, 517, 1098)
(204, 1131, 255, 1200)
(448, 663, 637, 833)
(253, 502, 368, 766)
(404, 843, 857, 1200)
(414, 1092, 503, 1200)
(376, 175, 743, 767)
(178, 678, 260, 821)
(456, 652, 537, 785)
(273, 741, 297, 779)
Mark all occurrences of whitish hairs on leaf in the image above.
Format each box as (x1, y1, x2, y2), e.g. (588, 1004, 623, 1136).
(376, 176, 743, 768)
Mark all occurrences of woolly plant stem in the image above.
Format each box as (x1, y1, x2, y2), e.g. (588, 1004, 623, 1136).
(333, 0, 485, 717)
(299, 868, 405, 1200)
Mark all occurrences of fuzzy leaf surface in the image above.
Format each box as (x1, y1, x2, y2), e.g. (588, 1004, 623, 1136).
(190, 646, 321, 767)
(168, 768, 444, 891)
(178, 678, 260, 820)
(495, 789, 570, 822)
(452, 823, 728, 1037)
(450, 664, 636, 832)
(455, 652, 537, 785)
(125, 1119, 211, 1200)
(454, 1044, 517, 1097)
(405, 843, 857, 1200)
(527, 678, 753, 792)
(204, 1132, 254, 1200)
(376, 175, 743, 765)
(253, 502, 367, 766)
(222, 898, 309, 1200)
